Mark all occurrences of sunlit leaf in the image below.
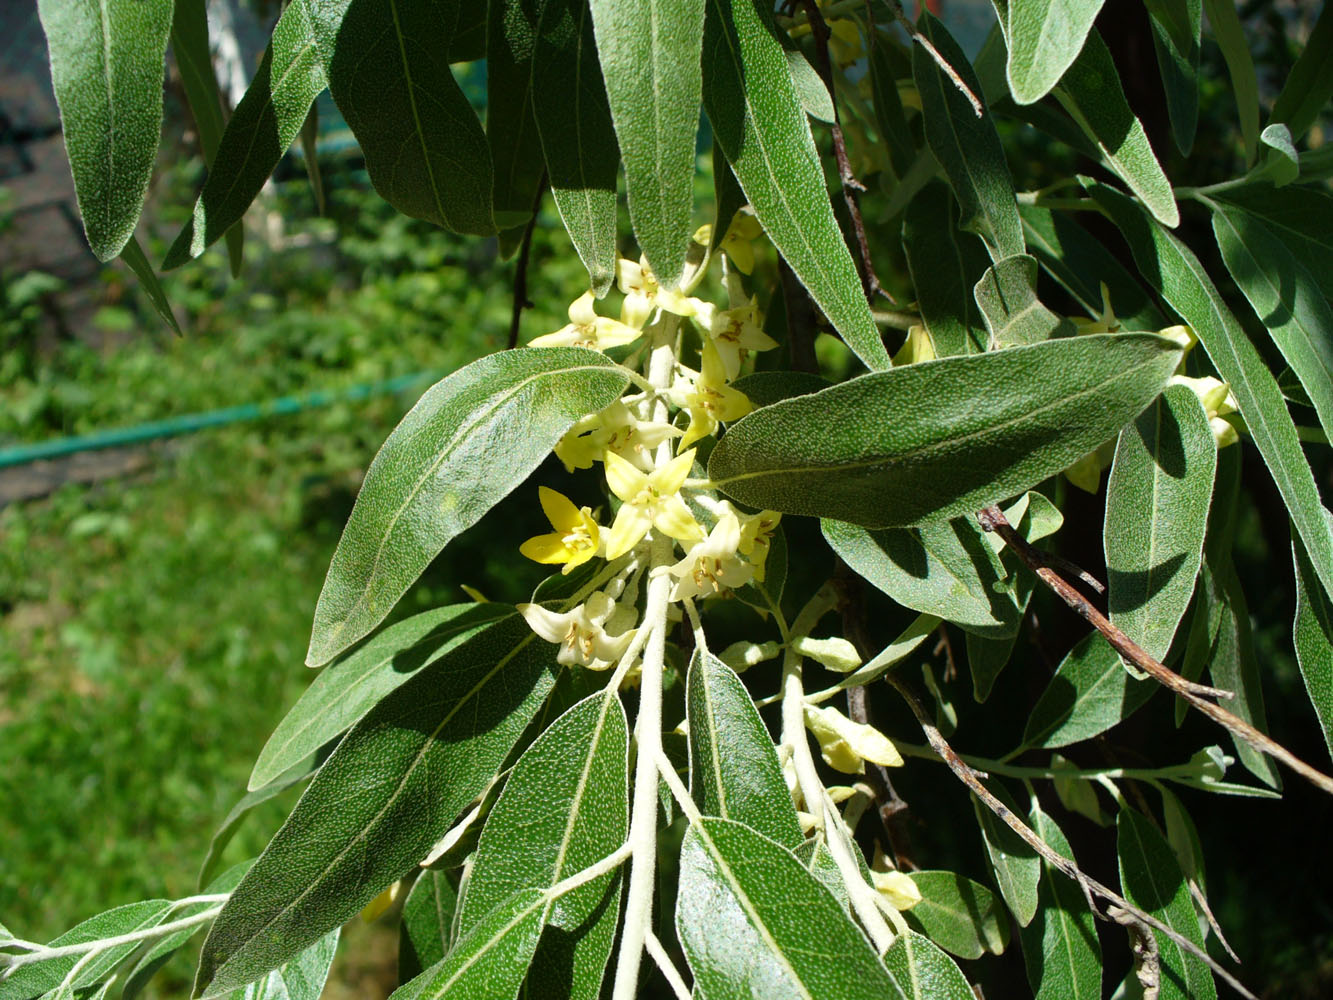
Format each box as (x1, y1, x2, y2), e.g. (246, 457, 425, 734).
(904, 871, 1009, 960)
(1020, 803, 1100, 999)
(1004, 0, 1105, 105)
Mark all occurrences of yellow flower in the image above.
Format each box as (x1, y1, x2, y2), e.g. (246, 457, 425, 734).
(1172, 374, 1240, 447)
(719, 210, 763, 275)
(1071, 283, 1122, 334)
(518, 487, 601, 574)
(603, 449, 704, 559)
(518, 591, 636, 670)
(803, 704, 904, 774)
(668, 508, 754, 601)
(694, 297, 778, 380)
(736, 507, 780, 582)
(673, 342, 754, 449)
(529, 291, 643, 350)
(553, 400, 681, 472)
(617, 256, 701, 328)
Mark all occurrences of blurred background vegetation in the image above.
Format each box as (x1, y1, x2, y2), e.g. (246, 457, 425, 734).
(1, 1, 1330, 998)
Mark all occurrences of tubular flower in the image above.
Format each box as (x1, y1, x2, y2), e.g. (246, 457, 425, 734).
(1172, 374, 1241, 447)
(668, 508, 754, 601)
(528, 291, 643, 350)
(518, 591, 636, 670)
(617, 256, 701, 328)
(803, 703, 904, 774)
(603, 449, 704, 560)
(672, 342, 754, 450)
(518, 486, 601, 574)
(736, 507, 781, 582)
(553, 400, 681, 473)
(891, 324, 937, 367)
(693, 298, 778, 380)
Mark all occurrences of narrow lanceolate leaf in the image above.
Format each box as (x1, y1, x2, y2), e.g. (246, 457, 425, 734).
(687, 651, 804, 850)
(1267, 3, 1333, 144)
(119, 236, 181, 334)
(591, 0, 704, 287)
(1004, 0, 1104, 104)
(1292, 532, 1333, 760)
(709, 333, 1182, 529)
(1053, 30, 1178, 227)
(973, 254, 1077, 347)
(1215, 183, 1333, 300)
(1018, 205, 1166, 332)
(703, 0, 889, 372)
(903, 871, 1010, 960)
(254, 603, 509, 788)
(823, 518, 1021, 638)
(223, 927, 339, 1000)
(903, 183, 988, 357)
(1020, 803, 1100, 1000)
(458, 693, 628, 1000)
(199, 759, 318, 890)
(486, 0, 546, 231)
(1023, 632, 1155, 749)
(0, 900, 173, 998)
(677, 817, 905, 999)
(967, 628, 1024, 703)
(306, 348, 629, 667)
(868, 28, 917, 178)
(391, 890, 547, 1000)
(533, 0, 621, 295)
(1145, 0, 1200, 156)
(171, 0, 243, 270)
(310, 0, 492, 235)
(1213, 205, 1333, 444)
(1105, 385, 1216, 662)
(1117, 809, 1217, 1000)
(164, 1, 325, 268)
(972, 783, 1040, 926)
(398, 871, 458, 983)
(1201, 0, 1258, 164)
(195, 616, 558, 998)
(37, 0, 171, 260)
(913, 13, 1024, 261)
(882, 931, 975, 999)
(1089, 182, 1333, 606)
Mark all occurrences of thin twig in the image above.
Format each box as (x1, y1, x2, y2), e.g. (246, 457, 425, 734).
(796, 0, 890, 305)
(885, 674, 1259, 1000)
(777, 256, 821, 375)
(506, 175, 547, 350)
(645, 929, 692, 1000)
(883, 0, 984, 117)
(978, 504, 1333, 797)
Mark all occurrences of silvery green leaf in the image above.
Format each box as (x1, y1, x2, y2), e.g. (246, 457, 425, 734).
(710, 334, 1181, 529)
(903, 182, 989, 357)
(37, 0, 172, 261)
(591, 0, 705, 286)
(1267, 4, 1333, 144)
(1293, 531, 1333, 760)
(306, 348, 629, 667)
(1023, 632, 1155, 749)
(1019, 803, 1100, 999)
(973, 254, 1077, 347)
(687, 651, 804, 850)
(1104, 385, 1216, 662)
(972, 782, 1040, 926)
(533, 0, 621, 294)
(255, 603, 510, 786)
(486, 0, 546, 232)
(457, 693, 628, 1000)
(703, 0, 889, 371)
(1117, 808, 1217, 1000)
(882, 930, 975, 999)
(903, 871, 1010, 960)
(398, 871, 457, 984)
(913, 13, 1024, 261)
(195, 617, 558, 997)
(676, 817, 905, 999)
(1004, 0, 1105, 105)
(1201, 0, 1259, 164)
(1214, 182, 1333, 300)
(1053, 29, 1178, 227)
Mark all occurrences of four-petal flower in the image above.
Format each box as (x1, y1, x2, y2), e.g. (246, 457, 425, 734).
(603, 449, 704, 559)
(529, 291, 643, 351)
(518, 486, 601, 574)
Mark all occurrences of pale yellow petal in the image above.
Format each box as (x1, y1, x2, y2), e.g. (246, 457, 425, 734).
(592, 317, 643, 349)
(519, 602, 574, 644)
(652, 495, 704, 543)
(604, 502, 651, 560)
(528, 325, 578, 348)
(567, 290, 598, 326)
(605, 450, 646, 503)
(871, 870, 922, 910)
(650, 448, 697, 495)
